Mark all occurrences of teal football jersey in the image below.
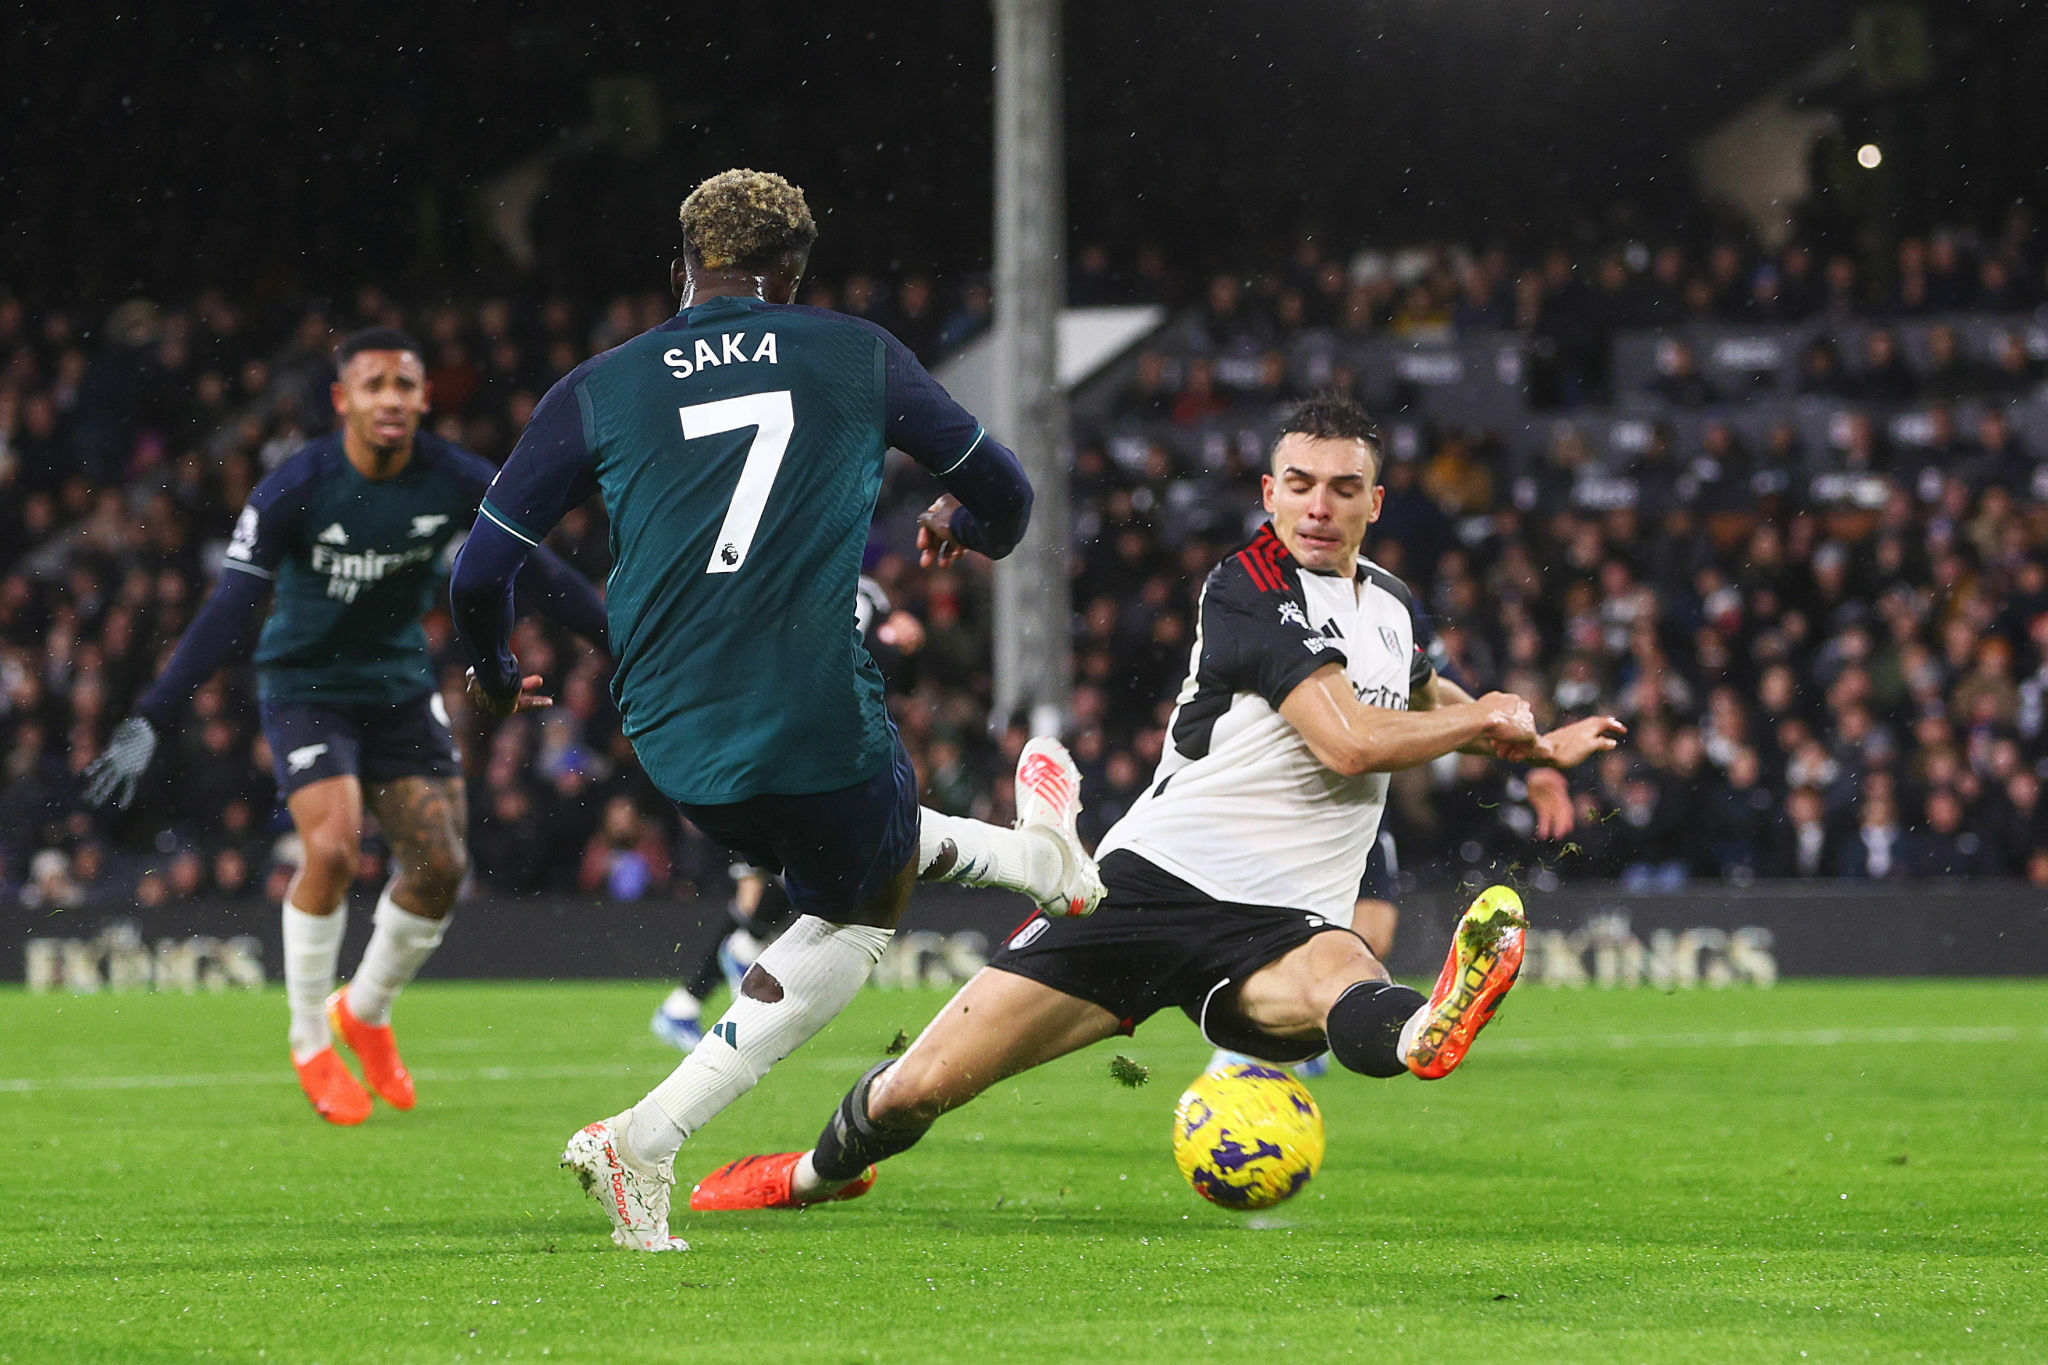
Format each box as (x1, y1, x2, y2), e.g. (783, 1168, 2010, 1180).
(477, 296, 1009, 805)
(225, 435, 493, 706)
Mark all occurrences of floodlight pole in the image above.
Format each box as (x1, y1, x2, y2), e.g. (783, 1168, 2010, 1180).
(990, 0, 1071, 737)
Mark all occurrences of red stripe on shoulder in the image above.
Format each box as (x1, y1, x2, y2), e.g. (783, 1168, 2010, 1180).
(1257, 540, 1288, 582)
(1233, 524, 1295, 593)
(1234, 548, 1280, 592)
(1256, 530, 1292, 589)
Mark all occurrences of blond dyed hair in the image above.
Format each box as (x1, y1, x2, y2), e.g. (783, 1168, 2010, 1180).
(678, 169, 818, 272)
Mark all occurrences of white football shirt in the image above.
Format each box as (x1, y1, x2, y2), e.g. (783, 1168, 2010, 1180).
(1096, 523, 1431, 921)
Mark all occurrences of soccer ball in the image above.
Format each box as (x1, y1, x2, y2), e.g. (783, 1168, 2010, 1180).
(1172, 1063, 1324, 1209)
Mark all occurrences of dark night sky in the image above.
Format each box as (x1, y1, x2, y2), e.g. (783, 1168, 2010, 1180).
(0, 0, 1926, 305)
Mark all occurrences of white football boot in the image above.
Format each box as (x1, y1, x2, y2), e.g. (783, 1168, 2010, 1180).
(560, 1112, 687, 1251)
(1014, 736, 1106, 918)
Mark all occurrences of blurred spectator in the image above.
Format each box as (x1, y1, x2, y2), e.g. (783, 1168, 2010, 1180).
(936, 280, 993, 354)
(1835, 791, 1905, 879)
(579, 795, 672, 901)
(1765, 786, 1836, 878)
(19, 849, 83, 910)
(1853, 328, 1918, 402)
(473, 786, 553, 895)
(1901, 788, 1997, 878)
(1651, 341, 1713, 408)
(1798, 338, 1853, 397)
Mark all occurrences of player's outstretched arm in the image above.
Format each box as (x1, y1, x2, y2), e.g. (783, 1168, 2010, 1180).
(131, 568, 274, 728)
(450, 523, 571, 718)
(1411, 671, 1533, 757)
(1407, 670, 1618, 837)
(865, 323, 1034, 563)
(509, 542, 608, 648)
(913, 435, 1033, 565)
(1277, 665, 1536, 777)
(449, 368, 599, 713)
(82, 573, 272, 808)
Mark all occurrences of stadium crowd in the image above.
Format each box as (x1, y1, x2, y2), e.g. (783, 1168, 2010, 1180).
(6, 213, 2048, 909)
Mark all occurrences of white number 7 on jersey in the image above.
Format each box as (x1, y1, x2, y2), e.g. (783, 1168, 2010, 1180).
(682, 390, 794, 575)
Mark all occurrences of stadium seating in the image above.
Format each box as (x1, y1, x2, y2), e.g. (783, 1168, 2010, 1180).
(5, 225, 2046, 911)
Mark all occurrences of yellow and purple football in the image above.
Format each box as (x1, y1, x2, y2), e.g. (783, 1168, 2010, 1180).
(1172, 1063, 1325, 1209)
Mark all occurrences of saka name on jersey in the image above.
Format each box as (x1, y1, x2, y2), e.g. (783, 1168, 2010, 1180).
(223, 433, 496, 706)
(1096, 523, 1435, 921)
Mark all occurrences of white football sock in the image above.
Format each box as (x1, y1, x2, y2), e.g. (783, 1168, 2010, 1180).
(282, 898, 346, 1063)
(790, 1150, 845, 1202)
(624, 915, 892, 1166)
(344, 884, 448, 1027)
(917, 808, 1066, 903)
(659, 987, 701, 1020)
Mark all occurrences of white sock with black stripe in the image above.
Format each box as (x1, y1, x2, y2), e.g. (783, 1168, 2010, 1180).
(624, 915, 893, 1166)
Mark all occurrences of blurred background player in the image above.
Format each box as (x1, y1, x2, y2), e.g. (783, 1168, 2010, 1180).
(651, 575, 925, 1050)
(81, 327, 608, 1125)
(449, 169, 1102, 1251)
(688, 395, 1625, 1213)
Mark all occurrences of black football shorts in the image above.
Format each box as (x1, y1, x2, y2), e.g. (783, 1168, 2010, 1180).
(986, 849, 1363, 1064)
(259, 689, 461, 797)
(679, 738, 919, 921)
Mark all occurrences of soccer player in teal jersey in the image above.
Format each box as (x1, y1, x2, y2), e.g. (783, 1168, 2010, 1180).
(83, 328, 608, 1126)
(449, 169, 1104, 1251)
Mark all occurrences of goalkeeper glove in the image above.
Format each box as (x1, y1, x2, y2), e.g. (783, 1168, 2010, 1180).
(81, 716, 159, 810)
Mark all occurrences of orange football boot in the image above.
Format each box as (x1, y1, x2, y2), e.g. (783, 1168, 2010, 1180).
(1404, 885, 1527, 1080)
(327, 988, 416, 1109)
(292, 1046, 373, 1125)
(689, 1152, 876, 1211)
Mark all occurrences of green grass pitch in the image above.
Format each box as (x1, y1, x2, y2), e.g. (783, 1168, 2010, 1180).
(3, 979, 2045, 1363)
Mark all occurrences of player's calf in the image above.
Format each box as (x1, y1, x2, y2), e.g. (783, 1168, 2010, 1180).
(1323, 979, 1430, 1077)
(1302, 887, 1525, 1081)
(344, 883, 451, 1031)
(810, 1059, 937, 1184)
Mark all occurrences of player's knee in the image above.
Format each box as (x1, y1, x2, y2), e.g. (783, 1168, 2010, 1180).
(1307, 955, 1391, 1023)
(300, 827, 361, 883)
